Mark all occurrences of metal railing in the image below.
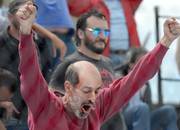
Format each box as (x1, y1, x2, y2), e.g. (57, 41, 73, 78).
(154, 6, 180, 105)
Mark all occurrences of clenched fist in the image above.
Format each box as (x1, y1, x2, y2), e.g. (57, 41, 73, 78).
(16, 1, 37, 34)
(161, 18, 180, 47)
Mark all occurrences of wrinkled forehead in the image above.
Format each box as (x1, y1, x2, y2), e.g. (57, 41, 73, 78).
(77, 71, 102, 90)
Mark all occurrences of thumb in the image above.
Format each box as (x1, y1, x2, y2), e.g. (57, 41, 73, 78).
(60, 48, 67, 61)
(12, 104, 20, 114)
(60, 53, 65, 61)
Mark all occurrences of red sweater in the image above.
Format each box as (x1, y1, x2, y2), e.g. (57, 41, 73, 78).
(19, 34, 167, 130)
(68, 0, 142, 56)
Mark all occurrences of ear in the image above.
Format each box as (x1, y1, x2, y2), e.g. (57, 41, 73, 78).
(64, 81, 73, 96)
(8, 13, 13, 21)
(77, 29, 85, 40)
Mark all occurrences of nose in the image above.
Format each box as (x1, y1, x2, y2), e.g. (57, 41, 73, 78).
(89, 92, 96, 103)
(98, 31, 106, 39)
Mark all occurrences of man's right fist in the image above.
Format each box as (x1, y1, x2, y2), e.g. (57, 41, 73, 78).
(16, 1, 37, 34)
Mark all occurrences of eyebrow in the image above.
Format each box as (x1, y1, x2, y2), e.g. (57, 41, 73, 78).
(96, 86, 101, 90)
(87, 27, 109, 30)
(82, 86, 102, 90)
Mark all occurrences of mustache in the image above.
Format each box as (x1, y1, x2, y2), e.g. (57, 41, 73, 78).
(82, 100, 95, 106)
(95, 39, 106, 44)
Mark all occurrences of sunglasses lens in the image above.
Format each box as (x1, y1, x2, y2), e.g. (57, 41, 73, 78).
(92, 29, 101, 37)
(104, 30, 110, 37)
(88, 28, 110, 37)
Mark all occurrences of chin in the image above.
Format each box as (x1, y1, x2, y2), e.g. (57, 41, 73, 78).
(95, 45, 105, 51)
(78, 115, 89, 119)
(76, 112, 89, 119)
(94, 49, 104, 54)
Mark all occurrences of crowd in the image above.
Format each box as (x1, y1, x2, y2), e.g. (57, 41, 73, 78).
(0, 0, 180, 130)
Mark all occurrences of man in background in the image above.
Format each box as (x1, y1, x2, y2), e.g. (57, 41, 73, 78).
(68, 0, 141, 66)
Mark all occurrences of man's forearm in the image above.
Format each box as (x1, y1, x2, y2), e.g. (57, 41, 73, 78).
(160, 35, 173, 48)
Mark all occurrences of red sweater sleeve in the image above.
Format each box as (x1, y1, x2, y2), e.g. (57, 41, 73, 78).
(97, 43, 168, 123)
(18, 34, 61, 121)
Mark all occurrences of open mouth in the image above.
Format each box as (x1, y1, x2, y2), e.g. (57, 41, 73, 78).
(81, 104, 92, 114)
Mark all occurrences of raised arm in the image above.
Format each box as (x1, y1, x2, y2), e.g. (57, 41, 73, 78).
(32, 23, 67, 60)
(17, 1, 53, 118)
(98, 18, 180, 123)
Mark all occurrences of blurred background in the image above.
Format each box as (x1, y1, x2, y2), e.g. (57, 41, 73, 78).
(1, 0, 180, 130)
(136, 0, 180, 105)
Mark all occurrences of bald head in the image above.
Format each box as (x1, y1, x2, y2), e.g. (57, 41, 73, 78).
(65, 61, 102, 87)
(64, 61, 102, 119)
(74, 61, 100, 74)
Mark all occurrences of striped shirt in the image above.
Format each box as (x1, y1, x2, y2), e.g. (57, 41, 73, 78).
(104, 0, 129, 50)
(35, 0, 74, 29)
(19, 34, 167, 130)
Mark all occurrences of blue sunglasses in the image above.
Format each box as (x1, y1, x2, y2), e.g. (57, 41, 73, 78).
(86, 27, 110, 38)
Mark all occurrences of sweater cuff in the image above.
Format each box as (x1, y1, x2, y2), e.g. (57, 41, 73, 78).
(154, 43, 168, 58)
(20, 33, 33, 43)
(159, 42, 169, 49)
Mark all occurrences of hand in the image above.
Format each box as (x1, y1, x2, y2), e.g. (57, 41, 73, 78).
(160, 18, 180, 47)
(16, 1, 37, 35)
(0, 101, 20, 120)
(59, 44, 67, 61)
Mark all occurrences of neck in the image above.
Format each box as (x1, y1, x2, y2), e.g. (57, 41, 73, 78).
(77, 45, 101, 60)
(8, 25, 19, 40)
